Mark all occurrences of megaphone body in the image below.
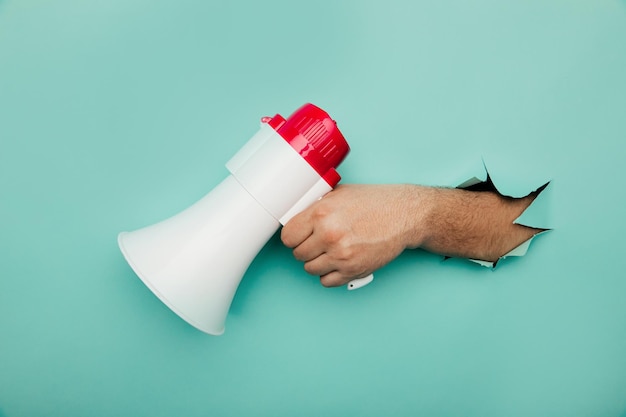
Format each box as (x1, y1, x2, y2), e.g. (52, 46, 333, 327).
(118, 104, 372, 335)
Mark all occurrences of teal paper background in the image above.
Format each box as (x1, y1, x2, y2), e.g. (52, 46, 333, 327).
(1, 1, 625, 416)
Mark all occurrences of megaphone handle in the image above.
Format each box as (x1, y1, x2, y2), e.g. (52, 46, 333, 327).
(347, 274, 374, 291)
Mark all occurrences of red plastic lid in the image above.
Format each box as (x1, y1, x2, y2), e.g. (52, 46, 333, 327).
(265, 103, 349, 187)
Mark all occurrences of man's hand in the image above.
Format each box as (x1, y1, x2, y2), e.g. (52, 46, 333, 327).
(281, 184, 542, 288)
(280, 184, 432, 287)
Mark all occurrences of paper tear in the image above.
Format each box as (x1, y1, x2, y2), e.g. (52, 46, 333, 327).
(469, 258, 497, 268)
(502, 236, 533, 257)
(514, 181, 553, 230)
(452, 159, 552, 268)
(448, 158, 489, 190)
(479, 155, 552, 199)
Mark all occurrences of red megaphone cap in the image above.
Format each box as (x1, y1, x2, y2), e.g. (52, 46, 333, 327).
(266, 103, 350, 187)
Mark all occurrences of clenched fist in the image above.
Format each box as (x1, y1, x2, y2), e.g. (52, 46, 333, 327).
(281, 184, 431, 287)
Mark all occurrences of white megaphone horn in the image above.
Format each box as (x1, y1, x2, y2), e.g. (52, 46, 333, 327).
(118, 103, 373, 335)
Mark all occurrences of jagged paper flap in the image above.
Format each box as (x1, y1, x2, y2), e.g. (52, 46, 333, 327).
(451, 158, 488, 189)
(482, 155, 552, 199)
(514, 181, 554, 230)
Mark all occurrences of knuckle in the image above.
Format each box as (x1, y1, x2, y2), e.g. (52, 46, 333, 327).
(311, 203, 331, 221)
(310, 205, 345, 245)
(320, 227, 343, 245)
(334, 240, 354, 261)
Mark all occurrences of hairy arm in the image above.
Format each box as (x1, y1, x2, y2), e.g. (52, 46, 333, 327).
(280, 184, 542, 287)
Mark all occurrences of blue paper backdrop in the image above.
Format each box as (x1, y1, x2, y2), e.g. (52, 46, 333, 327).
(1, 1, 625, 416)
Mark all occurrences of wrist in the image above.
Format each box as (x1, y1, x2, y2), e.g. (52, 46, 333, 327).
(400, 184, 437, 250)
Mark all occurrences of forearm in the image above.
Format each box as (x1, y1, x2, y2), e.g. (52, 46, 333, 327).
(404, 185, 540, 262)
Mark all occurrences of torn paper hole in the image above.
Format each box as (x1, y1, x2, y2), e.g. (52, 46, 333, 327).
(449, 159, 552, 268)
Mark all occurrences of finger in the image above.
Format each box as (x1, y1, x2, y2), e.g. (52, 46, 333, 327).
(319, 271, 348, 288)
(303, 254, 336, 277)
(292, 232, 326, 262)
(320, 269, 372, 288)
(280, 211, 313, 248)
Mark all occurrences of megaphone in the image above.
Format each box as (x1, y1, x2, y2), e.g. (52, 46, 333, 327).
(118, 103, 373, 335)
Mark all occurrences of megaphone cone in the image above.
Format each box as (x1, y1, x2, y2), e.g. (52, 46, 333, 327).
(118, 175, 279, 335)
(119, 104, 372, 335)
